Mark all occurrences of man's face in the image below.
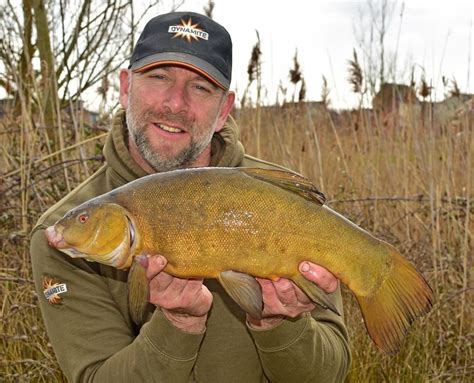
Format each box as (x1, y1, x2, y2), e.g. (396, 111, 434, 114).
(119, 66, 234, 172)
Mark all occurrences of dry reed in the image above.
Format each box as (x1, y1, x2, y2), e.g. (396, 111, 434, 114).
(237, 101, 472, 381)
(1, 93, 472, 381)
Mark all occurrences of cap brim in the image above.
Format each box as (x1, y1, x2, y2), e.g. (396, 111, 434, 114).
(131, 52, 229, 90)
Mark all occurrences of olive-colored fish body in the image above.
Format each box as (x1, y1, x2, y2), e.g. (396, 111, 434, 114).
(46, 167, 433, 354)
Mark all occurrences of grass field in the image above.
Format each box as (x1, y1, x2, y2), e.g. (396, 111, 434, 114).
(1, 99, 472, 381)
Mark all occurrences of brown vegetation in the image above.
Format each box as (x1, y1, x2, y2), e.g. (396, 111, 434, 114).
(238, 100, 473, 381)
(1, 92, 472, 380)
(0, 1, 472, 381)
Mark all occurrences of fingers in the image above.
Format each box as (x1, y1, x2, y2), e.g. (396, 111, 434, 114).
(271, 278, 298, 306)
(299, 261, 339, 293)
(152, 278, 205, 312)
(255, 262, 340, 323)
(144, 255, 168, 280)
(257, 277, 315, 318)
(143, 255, 212, 318)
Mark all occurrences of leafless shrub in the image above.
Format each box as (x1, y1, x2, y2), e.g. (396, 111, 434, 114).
(203, 0, 215, 18)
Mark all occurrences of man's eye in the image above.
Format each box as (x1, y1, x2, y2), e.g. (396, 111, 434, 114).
(194, 84, 211, 93)
(150, 74, 166, 80)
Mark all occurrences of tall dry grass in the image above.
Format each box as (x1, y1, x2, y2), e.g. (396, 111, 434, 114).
(237, 101, 473, 381)
(1, 103, 108, 381)
(0, 97, 472, 381)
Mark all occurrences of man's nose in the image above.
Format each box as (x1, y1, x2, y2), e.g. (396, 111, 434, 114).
(162, 83, 188, 114)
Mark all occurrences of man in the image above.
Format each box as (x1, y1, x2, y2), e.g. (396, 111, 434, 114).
(31, 11, 351, 382)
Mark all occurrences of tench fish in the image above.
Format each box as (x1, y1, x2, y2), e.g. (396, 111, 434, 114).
(45, 167, 433, 354)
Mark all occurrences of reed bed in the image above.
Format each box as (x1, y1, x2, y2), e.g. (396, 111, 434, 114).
(0, 98, 472, 381)
(237, 102, 473, 381)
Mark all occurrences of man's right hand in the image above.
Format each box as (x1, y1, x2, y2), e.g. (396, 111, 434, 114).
(144, 255, 213, 333)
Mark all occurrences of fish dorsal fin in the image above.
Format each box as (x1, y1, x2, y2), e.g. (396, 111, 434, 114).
(240, 168, 326, 205)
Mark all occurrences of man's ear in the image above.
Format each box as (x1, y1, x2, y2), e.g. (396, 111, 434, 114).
(119, 69, 130, 109)
(215, 91, 236, 133)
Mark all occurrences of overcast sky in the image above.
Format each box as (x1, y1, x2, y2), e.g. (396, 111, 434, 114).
(172, 0, 473, 108)
(2, 0, 471, 110)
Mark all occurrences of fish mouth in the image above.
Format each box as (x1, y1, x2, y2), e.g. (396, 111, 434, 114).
(45, 225, 67, 248)
(46, 225, 90, 259)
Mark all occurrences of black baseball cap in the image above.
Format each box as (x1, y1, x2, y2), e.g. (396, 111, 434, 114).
(129, 12, 232, 90)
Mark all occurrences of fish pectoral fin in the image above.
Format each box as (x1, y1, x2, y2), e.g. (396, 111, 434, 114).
(127, 260, 150, 325)
(292, 274, 340, 316)
(217, 271, 263, 318)
(240, 168, 326, 205)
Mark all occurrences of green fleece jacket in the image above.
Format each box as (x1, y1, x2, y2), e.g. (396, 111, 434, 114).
(31, 111, 351, 382)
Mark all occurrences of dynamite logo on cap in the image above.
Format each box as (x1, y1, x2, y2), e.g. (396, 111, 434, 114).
(130, 12, 232, 89)
(168, 18, 209, 42)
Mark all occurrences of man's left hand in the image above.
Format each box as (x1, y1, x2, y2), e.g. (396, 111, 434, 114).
(247, 261, 338, 329)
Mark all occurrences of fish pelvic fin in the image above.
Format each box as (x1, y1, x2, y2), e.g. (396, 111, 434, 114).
(356, 251, 434, 354)
(128, 260, 150, 325)
(240, 168, 326, 205)
(292, 274, 340, 316)
(217, 271, 263, 318)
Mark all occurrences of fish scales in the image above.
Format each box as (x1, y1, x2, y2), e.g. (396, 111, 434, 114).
(45, 167, 433, 354)
(111, 169, 388, 294)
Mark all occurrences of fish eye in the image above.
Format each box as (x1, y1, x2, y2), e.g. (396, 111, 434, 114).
(78, 213, 89, 224)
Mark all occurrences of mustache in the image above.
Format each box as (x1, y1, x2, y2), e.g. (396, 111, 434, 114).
(142, 109, 192, 127)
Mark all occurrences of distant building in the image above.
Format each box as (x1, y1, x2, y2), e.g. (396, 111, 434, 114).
(430, 94, 474, 129)
(62, 100, 100, 129)
(372, 83, 420, 112)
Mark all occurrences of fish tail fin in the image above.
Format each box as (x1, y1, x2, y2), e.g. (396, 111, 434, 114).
(356, 251, 434, 354)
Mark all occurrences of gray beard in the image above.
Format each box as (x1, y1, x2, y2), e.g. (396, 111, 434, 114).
(126, 109, 213, 173)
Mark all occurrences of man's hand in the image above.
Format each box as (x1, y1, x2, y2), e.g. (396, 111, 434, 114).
(143, 255, 212, 333)
(247, 261, 338, 329)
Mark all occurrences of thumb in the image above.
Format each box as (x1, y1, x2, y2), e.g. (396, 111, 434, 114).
(299, 261, 339, 293)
